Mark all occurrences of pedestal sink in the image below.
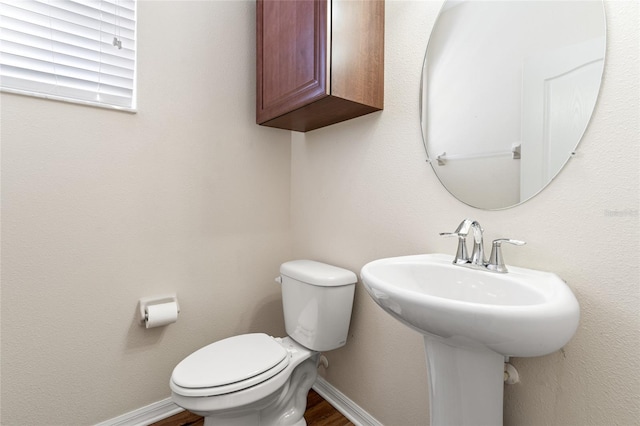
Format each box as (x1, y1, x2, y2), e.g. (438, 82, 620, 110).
(360, 253, 579, 426)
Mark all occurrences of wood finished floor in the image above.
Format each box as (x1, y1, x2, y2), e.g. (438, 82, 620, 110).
(150, 389, 354, 426)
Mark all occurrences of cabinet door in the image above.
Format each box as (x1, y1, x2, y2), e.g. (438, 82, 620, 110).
(256, 0, 328, 124)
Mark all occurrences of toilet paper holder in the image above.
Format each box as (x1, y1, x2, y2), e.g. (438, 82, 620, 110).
(139, 295, 180, 324)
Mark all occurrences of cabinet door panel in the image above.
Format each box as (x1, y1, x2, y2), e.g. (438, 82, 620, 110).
(257, 0, 328, 123)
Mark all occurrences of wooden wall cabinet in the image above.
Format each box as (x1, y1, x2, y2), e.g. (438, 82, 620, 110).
(256, 0, 384, 132)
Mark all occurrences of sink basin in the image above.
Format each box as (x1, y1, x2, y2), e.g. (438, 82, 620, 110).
(360, 253, 580, 425)
(361, 253, 579, 357)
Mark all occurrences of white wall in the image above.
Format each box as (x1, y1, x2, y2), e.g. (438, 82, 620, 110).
(0, 1, 291, 424)
(1, 1, 638, 426)
(292, 1, 639, 425)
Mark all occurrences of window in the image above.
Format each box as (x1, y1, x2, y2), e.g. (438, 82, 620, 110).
(0, 0, 137, 111)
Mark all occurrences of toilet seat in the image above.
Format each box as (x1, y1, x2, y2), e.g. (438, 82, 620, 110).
(171, 333, 291, 397)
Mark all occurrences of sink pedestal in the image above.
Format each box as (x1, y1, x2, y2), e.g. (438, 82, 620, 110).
(424, 337, 504, 426)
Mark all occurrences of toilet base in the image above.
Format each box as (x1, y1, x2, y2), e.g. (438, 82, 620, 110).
(199, 356, 317, 426)
(203, 414, 306, 426)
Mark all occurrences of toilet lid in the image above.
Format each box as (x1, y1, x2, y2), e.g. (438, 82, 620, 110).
(171, 333, 289, 390)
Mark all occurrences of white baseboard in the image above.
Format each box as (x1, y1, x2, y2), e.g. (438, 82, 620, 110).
(96, 376, 382, 426)
(94, 398, 183, 426)
(312, 376, 384, 426)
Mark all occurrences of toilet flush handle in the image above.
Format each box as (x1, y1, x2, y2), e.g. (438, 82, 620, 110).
(274, 276, 282, 284)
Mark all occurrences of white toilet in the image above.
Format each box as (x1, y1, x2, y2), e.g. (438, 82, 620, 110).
(170, 260, 357, 426)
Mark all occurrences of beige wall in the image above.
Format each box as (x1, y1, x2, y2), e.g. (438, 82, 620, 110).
(1, 1, 638, 426)
(1, 1, 291, 424)
(291, 1, 639, 425)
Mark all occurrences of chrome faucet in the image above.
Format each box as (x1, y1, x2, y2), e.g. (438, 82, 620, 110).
(440, 219, 525, 273)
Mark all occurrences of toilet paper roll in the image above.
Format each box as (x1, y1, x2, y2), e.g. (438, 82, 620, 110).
(145, 301, 178, 329)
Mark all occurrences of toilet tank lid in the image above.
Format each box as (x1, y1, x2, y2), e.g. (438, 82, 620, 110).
(280, 260, 357, 287)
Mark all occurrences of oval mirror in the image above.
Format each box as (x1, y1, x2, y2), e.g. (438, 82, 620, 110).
(421, 0, 606, 210)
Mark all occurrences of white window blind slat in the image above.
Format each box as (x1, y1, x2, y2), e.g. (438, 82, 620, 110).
(2, 34, 135, 79)
(1, 14, 135, 58)
(0, 0, 137, 111)
(2, 51, 133, 90)
(6, 1, 136, 39)
(2, 65, 132, 98)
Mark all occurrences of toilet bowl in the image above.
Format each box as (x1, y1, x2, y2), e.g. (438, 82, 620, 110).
(170, 260, 357, 426)
(171, 334, 318, 426)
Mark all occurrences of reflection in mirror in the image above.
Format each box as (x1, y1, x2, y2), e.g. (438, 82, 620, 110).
(421, 0, 606, 210)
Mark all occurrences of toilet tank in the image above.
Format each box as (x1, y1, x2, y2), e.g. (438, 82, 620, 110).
(280, 260, 357, 352)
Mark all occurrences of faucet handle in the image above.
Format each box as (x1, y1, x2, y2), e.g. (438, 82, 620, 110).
(493, 238, 526, 246)
(439, 232, 469, 264)
(487, 239, 526, 273)
(454, 218, 474, 236)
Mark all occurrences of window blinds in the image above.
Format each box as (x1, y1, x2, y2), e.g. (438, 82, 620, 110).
(0, 0, 136, 110)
